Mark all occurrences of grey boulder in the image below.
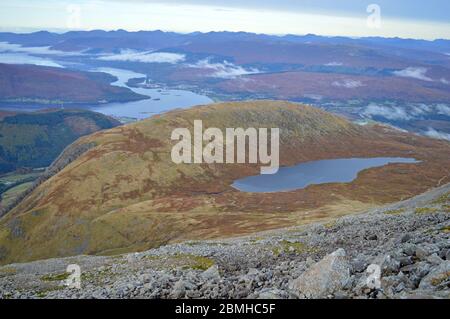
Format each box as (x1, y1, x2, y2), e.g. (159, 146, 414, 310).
(289, 249, 351, 299)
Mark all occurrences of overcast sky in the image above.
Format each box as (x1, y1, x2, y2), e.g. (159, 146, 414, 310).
(0, 0, 449, 39)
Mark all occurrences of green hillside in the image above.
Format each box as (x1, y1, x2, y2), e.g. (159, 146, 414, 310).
(0, 109, 120, 174)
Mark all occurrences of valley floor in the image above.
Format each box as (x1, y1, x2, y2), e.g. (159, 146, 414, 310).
(0, 184, 449, 299)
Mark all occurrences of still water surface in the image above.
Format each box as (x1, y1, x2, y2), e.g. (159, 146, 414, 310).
(90, 68, 213, 120)
(0, 52, 213, 120)
(232, 157, 419, 193)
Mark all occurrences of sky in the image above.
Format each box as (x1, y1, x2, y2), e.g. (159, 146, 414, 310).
(0, 0, 449, 40)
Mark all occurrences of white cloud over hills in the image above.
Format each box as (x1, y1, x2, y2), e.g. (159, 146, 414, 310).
(187, 59, 261, 79)
(98, 50, 186, 64)
(363, 103, 412, 121)
(424, 128, 450, 141)
(363, 103, 450, 122)
(392, 67, 432, 81)
(0, 42, 81, 56)
(324, 62, 343, 66)
(332, 79, 364, 89)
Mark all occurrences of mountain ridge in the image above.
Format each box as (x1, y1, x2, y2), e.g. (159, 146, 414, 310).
(0, 100, 449, 265)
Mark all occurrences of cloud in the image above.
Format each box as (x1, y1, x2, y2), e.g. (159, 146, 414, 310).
(392, 67, 433, 81)
(410, 104, 432, 116)
(435, 104, 450, 116)
(98, 50, 185, 64)
(303, 94, 323, 101)
(324, 62, 343, 66)
(440, 78, 449, 84)
(0, 41, 80, 55)
(187, 59, 260, 79)
(363, 103, 450, 122)
(363, 103, 412, 121)
(332, 79, 364, 89)
(0, 52, 64, 67)
(423, 128, 450, 141)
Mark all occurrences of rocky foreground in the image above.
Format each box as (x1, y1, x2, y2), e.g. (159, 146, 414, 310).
(0, 184, 449, 299)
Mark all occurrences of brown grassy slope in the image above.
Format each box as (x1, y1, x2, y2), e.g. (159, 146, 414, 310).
(0, 63, 146, 104)
(216, 71, 450, 103)
(0, 101, 449, 264)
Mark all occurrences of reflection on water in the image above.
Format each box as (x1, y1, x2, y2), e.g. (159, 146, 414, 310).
(232, 157, 420, 193)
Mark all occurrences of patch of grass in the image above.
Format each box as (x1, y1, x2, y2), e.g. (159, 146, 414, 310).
(185, 241, 203, 246)
(184, 241, 230, 247)
(81, 269, 112, 282)
(189, 256, 215, 271)
(1, 182, 33, 206)
(142, 254, 215, 271)
(384, 208, 406, 215)
(172, 254, 215, 271)
(35, 286, 65, 298)
(36, 291, 48, 298)
(40, 272, 70, 282)
(433, 193, 450, 205)
(323, 220, 337, 229)
(249, 236, 264, 243)
(272, 240, 310, 256)
(185, 241, 228, 247)
(109, 255, 125, 260)
(415, 207, 439, 215)
(430, 271, 450, 287)
(144, 255, 163, 261)
(2, 292, 12, 299)
(0, 266, 16, 275)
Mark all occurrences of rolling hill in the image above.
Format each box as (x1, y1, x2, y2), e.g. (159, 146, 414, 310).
(0, 101, 449, 265)
(0, 63, 147, 106)
(0, 109, 120, 174)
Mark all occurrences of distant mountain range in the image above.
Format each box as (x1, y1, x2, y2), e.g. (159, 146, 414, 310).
(1, 30, 449, 54)
(1, 30, 448, 137)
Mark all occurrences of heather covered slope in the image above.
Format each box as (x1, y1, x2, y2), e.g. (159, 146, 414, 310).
(1, 101, 450, 264)
(0, 64, 147, 106)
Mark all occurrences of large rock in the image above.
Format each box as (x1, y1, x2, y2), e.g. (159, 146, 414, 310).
(201, 265, 220, 281)
(256, 289, 286, 299)
(289, 249, 351, 298)
(419, 261, 450, 290)
(170, 280, 187, 298)
(415, 244, 438, 260)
